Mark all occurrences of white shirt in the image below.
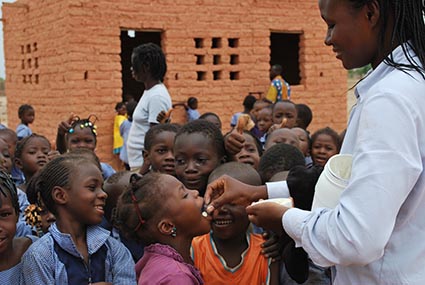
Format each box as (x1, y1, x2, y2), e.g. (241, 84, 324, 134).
(127, 83, 172, 168)
(271, 44, 425, 284)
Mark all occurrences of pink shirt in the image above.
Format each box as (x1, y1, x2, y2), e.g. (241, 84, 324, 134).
(135, 243, 203, 285)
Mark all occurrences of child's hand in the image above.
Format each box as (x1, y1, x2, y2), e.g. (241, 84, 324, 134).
(246, 202, 288, 235)
(224, 130, 245, 155)
(157, 108, 173, 124)
(47, 150, 60, 161)
(57, 113, 78, 135)
(267, 118, 288, 134)
(261, 231, 283, 263)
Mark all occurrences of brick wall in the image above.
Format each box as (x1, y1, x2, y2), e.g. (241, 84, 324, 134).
(3, 0, 347, 167)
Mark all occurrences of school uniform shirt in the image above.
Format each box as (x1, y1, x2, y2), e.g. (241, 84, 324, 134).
(136, 243, 203, 285)
(0, 235, 38, 284)
(278, 43, 425, 284)
(20, 223, 136, 285)
(191, 232, 271, 285)
(187, 108, 200, 121)
(16, 124, 32, 140)
(127, 83, 172, 168)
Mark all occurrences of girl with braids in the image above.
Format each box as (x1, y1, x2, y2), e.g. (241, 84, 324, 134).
(0, 170, 37, 284)
(204, 0, 425, 284)
(56, 114, 116, 179)
(127, 43, 172, 171)
(20, 154, 136, 284)
(115, 172, 211, 285)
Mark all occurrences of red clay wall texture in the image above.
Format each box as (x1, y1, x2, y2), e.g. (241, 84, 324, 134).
(3, 0, 347, 166)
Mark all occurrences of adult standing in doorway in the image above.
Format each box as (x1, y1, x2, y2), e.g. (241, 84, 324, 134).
(266, 64, 291, 102)
(127, 43, 172, 171)
(206, 0, 425, 284)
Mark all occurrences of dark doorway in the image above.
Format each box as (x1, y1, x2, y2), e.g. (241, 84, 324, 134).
(270, 32, 301, 85)
(120, 30, 162, 102)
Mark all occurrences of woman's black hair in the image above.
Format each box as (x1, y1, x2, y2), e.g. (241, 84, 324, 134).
(0, 170, 20, 215)
(349, 0, 425, 77)
(131, 43, 167, 82)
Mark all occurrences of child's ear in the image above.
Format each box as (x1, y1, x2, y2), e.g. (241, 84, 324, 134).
(142, 149, 150, 161)
(157, 219, 174, 236)
(52, 186, 68, 206)
(365, 1, 380, 26)
(14, 158, 23, 170)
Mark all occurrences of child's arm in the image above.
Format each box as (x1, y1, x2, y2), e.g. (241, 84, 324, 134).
(108, 238, 137, 284)
(56, 113, 79, 154)
(269, 261, 280, 285)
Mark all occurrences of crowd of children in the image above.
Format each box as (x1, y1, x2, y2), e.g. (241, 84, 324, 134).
(4, 0, 422, 282)
(0, 86, 343, 284)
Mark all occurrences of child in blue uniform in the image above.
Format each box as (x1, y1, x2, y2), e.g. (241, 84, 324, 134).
(20, 154, 136, 284)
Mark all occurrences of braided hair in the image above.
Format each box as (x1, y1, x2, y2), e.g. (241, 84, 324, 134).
(0, 170, 19, 215)
(32, 154, 95, 215)
(348, 0, 425, 77)
(115, 172, 168, 244)
(131, 43, 167, 82)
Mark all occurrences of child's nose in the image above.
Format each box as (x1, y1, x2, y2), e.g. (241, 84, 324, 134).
(185, 160, 198, 172)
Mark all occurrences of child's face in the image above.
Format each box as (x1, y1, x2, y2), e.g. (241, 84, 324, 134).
(311, 134, 339, 166)
(272, 102, 297, 128)
(65, 162, 107, 225)
(0, 139, 12, 174)
(257, 108, 273, 132)
(163, 175, 210, 237)
(21, 109, 35, 124)
(117, 105, 127, 116)
(234, 133, 260, 170)
(0, 193, 18, 254)
(16, 137, 50, 177)
(265, 128, 300, 151)
(174, 133, 222, 196)
(145, 131, 176, 176)
(0, 134, 17, 157)
(67, 127, 96, 151)
(251, 102, 269, 120)
(211, 202, 250, 240)
(319, 0, 377, 69)
(292, 127, 310, 157)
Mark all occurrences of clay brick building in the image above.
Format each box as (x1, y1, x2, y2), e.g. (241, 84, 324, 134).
(2, 0, 347, 166)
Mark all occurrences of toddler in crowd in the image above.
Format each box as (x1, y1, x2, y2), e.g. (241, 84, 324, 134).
(0, 171, 37, 284)
(310, 127, 340, 167)
(113, 102, 127, 155)
(192, 162, 279, 285)
(174, 119, 225, 196)
(295, 103, 313, 130)
(116, 172, 210, 284)
(16, 104, 35, 140)
(186, 97, 201, 121)
(272, 100, 297, 128)
(56, 115, 116, 179)
(230, 94, 256, 128)
(256, 105, 274, 146)
(140, 123, 180, 176)
(291, 127, 313, 167)
(232, 131, 262, 170)
(20, 154, 135, 284)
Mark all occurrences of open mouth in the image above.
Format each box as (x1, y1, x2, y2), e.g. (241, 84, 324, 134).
(213, 219, 233, 226)
(94, 205, 104, 214)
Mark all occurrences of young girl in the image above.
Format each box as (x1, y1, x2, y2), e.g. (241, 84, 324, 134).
(56, 115, 116, 179)
(140, 123, 180, 176)
(0, 170, 36, 284)
(115, 172, 211, 284)
(20, 154, 136, 284)
(14, 134, 50, 191)
(174, 119, 225, 196)
(310, 127, 340, 167)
